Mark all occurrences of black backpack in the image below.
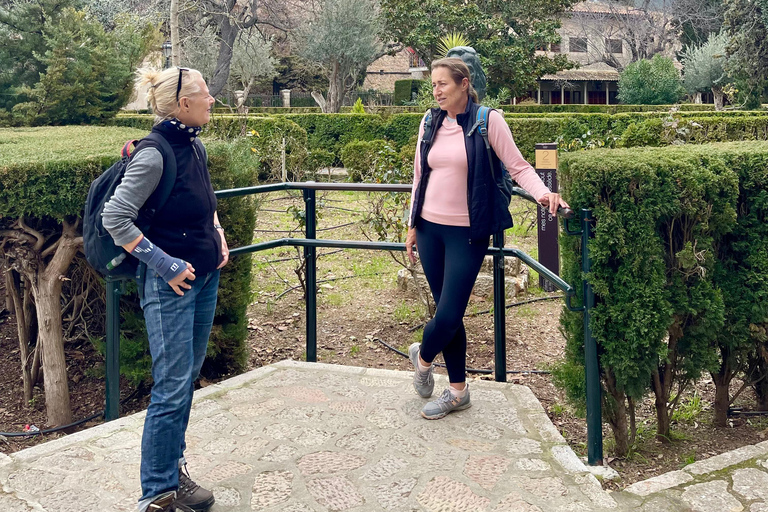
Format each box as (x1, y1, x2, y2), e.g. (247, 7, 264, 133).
(83, 132, 177, 279)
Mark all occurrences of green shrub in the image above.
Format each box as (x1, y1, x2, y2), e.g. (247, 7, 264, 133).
(340, 139, 392, 182)
(618, 55, 685, 105)
(306, 149, 337, 174)
(557, 142, 768, 448)
(394, 79, 421, 105)
(618, 119, 664, 147)
(0, 126, 259, 382)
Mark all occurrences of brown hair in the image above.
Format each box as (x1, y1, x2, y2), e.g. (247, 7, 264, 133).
(431, 57, 479, 103)
(135, 67, 203, 124)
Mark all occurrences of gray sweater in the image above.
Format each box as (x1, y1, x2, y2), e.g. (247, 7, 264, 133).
(102, 148, 163, 246)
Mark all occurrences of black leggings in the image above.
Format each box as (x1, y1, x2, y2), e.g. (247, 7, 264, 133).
(416, 217, 489, 384)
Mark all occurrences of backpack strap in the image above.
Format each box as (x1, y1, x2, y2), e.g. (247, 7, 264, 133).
(467, 105, 500, 181)
(134, 132, 178, 223)
(421, 110, 435, 145)
(121, 139, 140, 158)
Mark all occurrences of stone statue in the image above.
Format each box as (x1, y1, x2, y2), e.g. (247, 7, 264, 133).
(446, 46, 487, 101)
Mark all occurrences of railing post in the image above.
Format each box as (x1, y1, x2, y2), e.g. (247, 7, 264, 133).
(492, 232, 506, 382)
(105, 277, 123, 421)
(304, 187, 317, 362)
(581, 209, 602, 465)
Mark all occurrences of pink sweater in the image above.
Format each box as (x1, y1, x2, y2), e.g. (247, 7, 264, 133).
(409, 109, 551, 227)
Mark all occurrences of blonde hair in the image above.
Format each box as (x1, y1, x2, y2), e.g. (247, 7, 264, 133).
(431, 58, 479, 103)
(136, 67, 203, 124)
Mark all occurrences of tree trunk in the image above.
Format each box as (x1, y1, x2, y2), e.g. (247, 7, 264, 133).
(6, 269, 34, 403)
(712, 87, 724, 111)
(28, 221, 81, 427)
(170, 0, 180, 67)
(712, 372, 730, 427)
(694, 92, 702, 104)
(326, 61, 343, 113)
(208, 18, 239, 99)
(753, 356, 768, 411)
(603, 370, 629, 457)
(652, 367, 672, 442)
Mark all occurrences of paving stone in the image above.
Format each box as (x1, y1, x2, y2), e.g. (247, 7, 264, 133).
(360, 455, 409, 481)
(335, 427, 381, 452)
(528, 413, 566, 443)
(751, 504, 768, 512)
(276, 405, 324, 422)
(388, 432, 427, 457)
(260, 444, 298, 462)
(102, 446, 141, 464)
(516, 458, 551, 471)
(464, 422, 504, 440)
(206, 461, 253, 483)
(359, 377, 401, 388)
(6, 468, 58, 495)
(624, 470, 693, 497)
(493, 492, 543, 512)
(369, 389, 402, 405)
(282, 502, 317, 512)
(297, 451, 366, 475)
(305, 476, 365, 511)
(0, 493, 34, 512)
(471, 388, 509, 404)
(517, 476, 569, 500)
(447, 438, 496, 452)
(239, 436, 270, 456)
(551, 445, 586, 474)
(38, 489, 101, 511)
(222, 385, 266, 403)
(373, 477, 417, 510)
(366, 407, 406, 429)
(202, 437, 238, 455)
(91, 430, 140, 449)
(210, 486, 241, 506)
(574, 473, 617, 508)
(417, 475, 491, 511)
(294, 428, 336, 447)
(251, 470, 293, 510)
(494, 409, 527, 434)
(329, 401, 367, 414)
(464, 454, 512, 490)
(732, 468, 768, 501)
(507, 439, 543, 455)
(190, 399, 221, 416)
(512, 385, 545, 410)
(187, 413, 231, 437)
(263, 423, 302, 440)
(685, 445, 767, 475)
(230, 423, 256, 436)
(681, 480, 744, 512)
(279, 386, 330, 403)
(260, 369, 306, 387)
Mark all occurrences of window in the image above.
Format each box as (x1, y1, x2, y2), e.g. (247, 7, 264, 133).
(605, 38, 623, 54)
(569, 37, 587, 53)
(409, 53, 425, 68)
(551, 42, 561, 53)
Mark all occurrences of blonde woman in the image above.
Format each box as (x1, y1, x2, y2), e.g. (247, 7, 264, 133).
(103, 67, 227, 512)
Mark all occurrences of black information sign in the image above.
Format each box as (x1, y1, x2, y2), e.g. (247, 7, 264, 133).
(535, 142, 559, 292)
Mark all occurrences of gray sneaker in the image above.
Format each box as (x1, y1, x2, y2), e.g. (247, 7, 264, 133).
(421, 387, 471, 420)
(409, 342, 434, 398)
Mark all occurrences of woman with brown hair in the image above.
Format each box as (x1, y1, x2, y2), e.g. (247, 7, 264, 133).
(405, 58, 568, 419)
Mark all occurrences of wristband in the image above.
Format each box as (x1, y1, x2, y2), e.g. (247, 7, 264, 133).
(131, 237, 187, 283)
(214, 224, 224, 231)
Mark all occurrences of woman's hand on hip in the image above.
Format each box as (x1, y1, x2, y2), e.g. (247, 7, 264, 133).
(539, 193, 570, 217)
(405, 227, 418, 265)
(168, 262, 196, 296)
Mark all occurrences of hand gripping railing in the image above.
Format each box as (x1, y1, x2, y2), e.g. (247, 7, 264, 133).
(104, 181, 602, 465)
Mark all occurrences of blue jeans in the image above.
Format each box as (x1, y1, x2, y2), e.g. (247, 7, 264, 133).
(138, 268, 220, 509)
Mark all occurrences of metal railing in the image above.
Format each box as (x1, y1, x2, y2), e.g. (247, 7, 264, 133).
(103, 181, 602, 465)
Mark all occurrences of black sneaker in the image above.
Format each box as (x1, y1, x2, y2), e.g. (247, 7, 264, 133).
(147, 493, 194, 512)
(177, 465, 215, 512)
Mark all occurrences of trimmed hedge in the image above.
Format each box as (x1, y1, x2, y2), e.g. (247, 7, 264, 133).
(500, 103, 721, 113)
(558, 142, 768, 444)
(394, 80, 421, 105)
(0, 127, 259, 379)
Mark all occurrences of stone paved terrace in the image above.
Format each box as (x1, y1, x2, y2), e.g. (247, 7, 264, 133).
(2, 360, 768, 512)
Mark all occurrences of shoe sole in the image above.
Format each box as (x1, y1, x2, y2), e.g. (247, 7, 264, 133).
(180, 496, 215, 512)
(420, 402, 471, 420)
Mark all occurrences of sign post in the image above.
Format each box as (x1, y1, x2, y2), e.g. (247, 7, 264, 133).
(535, 143, 559, 291)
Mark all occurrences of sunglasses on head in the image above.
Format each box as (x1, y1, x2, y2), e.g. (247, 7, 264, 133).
(175, 67, 189, 103)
